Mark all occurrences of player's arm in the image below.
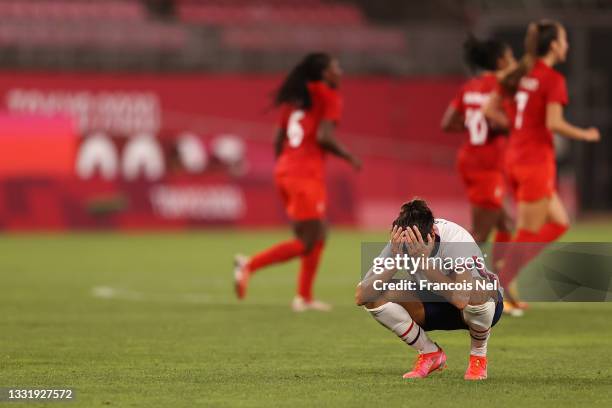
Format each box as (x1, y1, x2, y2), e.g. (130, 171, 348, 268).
(419, 263, 473, 310)
(482, 92, 510, 131)
(355, 226, 403, 306)
(274, 128, 285, 158)
(546, 103, 600, 142)
(317, 120, 361, 170)
(440, 104, 465, 132)
(404, 226, 472, 310)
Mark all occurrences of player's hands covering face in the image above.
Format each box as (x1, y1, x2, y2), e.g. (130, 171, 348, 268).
(389, 225, 434, 259)
(404, 225, 435, 259)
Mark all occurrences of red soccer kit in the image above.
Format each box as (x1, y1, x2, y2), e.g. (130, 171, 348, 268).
(507, 60, 568, 201)
(274, 81, 342, 220)
(450, 73, 508, 209)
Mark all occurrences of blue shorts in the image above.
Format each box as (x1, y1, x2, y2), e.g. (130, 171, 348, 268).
(420, 290, 504, 332)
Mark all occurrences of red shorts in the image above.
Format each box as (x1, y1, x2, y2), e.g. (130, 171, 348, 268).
(507, 161, 556, 202)
(459, 169, 505, 209)
(275, 176, 326, 221)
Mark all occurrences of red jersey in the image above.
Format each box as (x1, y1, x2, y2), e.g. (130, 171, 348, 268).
(508, 59, 568, 165)
(274, 81, 342, 180)
(450, 73, 507, 172)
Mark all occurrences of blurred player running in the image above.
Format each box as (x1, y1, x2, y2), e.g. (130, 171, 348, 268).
(355, 199, 503, 380)
(234, 53, 361, 311)
(441, 35, 516, 268)
(485, 20, 600, 310)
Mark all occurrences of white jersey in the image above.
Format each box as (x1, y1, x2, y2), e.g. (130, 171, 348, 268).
(428, 218, 487, 280)
(365, 218, 490, 282)
(434, 218, 475, 245)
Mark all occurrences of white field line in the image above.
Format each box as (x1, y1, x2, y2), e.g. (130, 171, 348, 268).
(90, 285, 291, 306)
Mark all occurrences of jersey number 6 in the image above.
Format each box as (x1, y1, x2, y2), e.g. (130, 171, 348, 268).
(465, 108, 488, 145)
(287, 110, 305, 148)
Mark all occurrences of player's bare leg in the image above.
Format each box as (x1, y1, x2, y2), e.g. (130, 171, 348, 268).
(470, 206, 502, 243)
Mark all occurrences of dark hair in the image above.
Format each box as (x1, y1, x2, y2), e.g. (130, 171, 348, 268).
(392, 199, 435, 238)
(501, 20, 562, 94)
(274, 52, 332, 109)
(463, 34, 509, 72)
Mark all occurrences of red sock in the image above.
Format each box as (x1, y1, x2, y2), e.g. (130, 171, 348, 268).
(247, 239, 305, 274)
(499, 225, 568, 291)
(538, 222, 568, 242)
(297, 240, 325, 302)
(492, 230, 512, 271)
(498, 228, 540, 287)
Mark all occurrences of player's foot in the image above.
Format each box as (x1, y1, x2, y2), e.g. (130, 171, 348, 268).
(515, 301, 530, 310)
(291, 296, 332, 312)
(233, 254, 249, 300)
(464, 355, 488, 380)
(503, 300, 524, 317)
(402, 345, 447, 379)
(507, 282, 529, 310)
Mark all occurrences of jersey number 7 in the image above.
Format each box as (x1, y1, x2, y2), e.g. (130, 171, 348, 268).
(514, 91, 529, 130)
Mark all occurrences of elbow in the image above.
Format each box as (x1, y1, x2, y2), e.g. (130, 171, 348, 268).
(317, 131, 331, 145)
(546, 118, 562, 133)
(546, 124, 559, 134)
(354, 283, 366, 306)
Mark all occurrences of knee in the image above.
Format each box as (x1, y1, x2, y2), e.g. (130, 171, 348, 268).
(301, 236, 323, 254)
(354, 283, 386, 308)
(471, 230, 487, 243)
(462, 301, 495, 330)
(354, 283, 365, 306)
(297, 229, 325, 254)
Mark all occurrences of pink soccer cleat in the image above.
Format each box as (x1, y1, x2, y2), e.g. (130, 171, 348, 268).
(464, 355, 488, 380)
(233, 254, 249, 300)
(403, 346, 447, 379)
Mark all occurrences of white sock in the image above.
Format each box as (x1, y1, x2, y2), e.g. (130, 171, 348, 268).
(462, 302, 495, 357)
(367, 302, 438, 354)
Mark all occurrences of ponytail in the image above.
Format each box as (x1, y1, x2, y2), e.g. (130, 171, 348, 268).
(500, 20, 561, 94)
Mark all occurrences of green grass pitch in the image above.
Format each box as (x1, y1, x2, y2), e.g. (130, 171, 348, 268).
(1, 225, 611, 407)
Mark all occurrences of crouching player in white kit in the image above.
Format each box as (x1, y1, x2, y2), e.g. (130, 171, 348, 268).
(355, 199, 503, 380)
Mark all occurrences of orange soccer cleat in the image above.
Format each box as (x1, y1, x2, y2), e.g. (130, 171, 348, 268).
(233, 254, 249, 300)
(464, 355, 488, 380)
(402, 346, 447, 379)
(503, 300, 524, 317)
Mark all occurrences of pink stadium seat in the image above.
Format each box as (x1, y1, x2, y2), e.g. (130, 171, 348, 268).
(0, 0, 145, 21)
(222, 25, 406, 53)
(0, 21, 186, 50)
(178, 2, 364, 26)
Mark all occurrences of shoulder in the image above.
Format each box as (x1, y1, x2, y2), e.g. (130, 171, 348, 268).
(434, 218, 475, 243)
(547, 67, 566, 87)
(308, 81, 340, 102)
(278, 103, 294, 122)
(534, 62, 565, 86)
(481, 73, 499, 91)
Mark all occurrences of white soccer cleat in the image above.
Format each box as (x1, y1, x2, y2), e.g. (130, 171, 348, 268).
(503, 301, 524, 317)
(291, 296, 332, 312)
